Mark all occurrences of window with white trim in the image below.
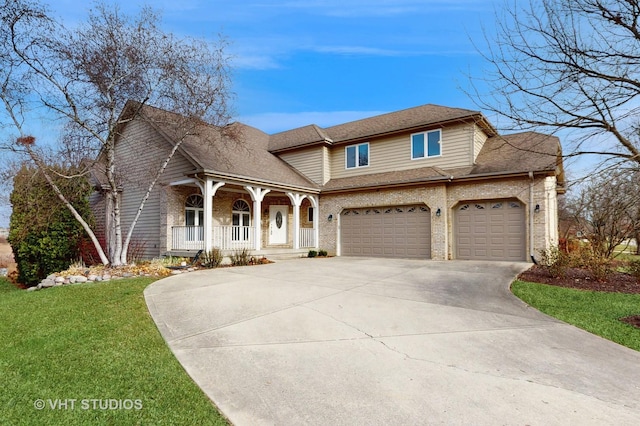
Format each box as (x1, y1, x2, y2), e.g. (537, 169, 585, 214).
(345, 142, 369, 169)
(411, 129, 441, 159)
(185, 194, 204, 241)
(232, 199, 251, 241)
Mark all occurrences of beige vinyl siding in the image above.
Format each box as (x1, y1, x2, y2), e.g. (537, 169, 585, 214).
(279, 147, 326, 184)
(330, 123, 474, 179)
(322, 146, 331, 184)
(473, 124, 488, 163)
(115, 120, 196, 259)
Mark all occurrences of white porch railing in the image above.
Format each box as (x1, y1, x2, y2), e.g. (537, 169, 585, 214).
(300, 228, 315, 248)
(171, 226, 253, 251)
(172, 226, 205, 250)
(172, 225, 315, 251)
(212, 226, 254, 251)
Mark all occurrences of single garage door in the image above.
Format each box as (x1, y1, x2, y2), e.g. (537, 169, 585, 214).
(455, 199, 526, 261)
(341, 205, 431, 259)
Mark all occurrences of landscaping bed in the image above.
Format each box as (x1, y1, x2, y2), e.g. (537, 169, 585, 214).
(518, 265, 640, 294)
(517, 264, 640, 330)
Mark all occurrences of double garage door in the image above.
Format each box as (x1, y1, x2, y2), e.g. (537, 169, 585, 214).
(340, 199, 526, 261)
(455, 199, 526, 261)
(341, 205, 431, 259)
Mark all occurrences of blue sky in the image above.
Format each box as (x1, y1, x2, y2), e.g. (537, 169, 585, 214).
(0, 0, 503, 226)
(51, 0, 497, 133)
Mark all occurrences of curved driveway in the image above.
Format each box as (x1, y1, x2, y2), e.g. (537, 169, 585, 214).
(145, 257, 640, 425)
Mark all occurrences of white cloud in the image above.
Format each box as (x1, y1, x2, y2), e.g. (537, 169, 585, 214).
(238, 110, 388, 134)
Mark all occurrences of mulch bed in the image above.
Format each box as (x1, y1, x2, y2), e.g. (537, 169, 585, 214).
(518, 265, 640, 329)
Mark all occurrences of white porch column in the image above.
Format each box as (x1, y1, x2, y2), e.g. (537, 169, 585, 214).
(286, 193, 307, 250)
(308, 195, 319, 249)
(245, 186, 271, 250)
(196, 179, 225, 252)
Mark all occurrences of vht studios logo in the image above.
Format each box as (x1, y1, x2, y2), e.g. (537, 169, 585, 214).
(34, 399, 143, 410)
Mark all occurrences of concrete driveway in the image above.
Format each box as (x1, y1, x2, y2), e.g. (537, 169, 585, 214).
(144, 257, 640, 425)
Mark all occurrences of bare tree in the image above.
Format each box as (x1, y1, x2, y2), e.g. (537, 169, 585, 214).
(471, 0, 640, 170)
(569, 171, 640, 258)
(0, 0, 232, 266)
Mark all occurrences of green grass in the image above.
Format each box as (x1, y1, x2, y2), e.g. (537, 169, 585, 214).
(512, 280, 640, 352)
(0, 276, 227, 425)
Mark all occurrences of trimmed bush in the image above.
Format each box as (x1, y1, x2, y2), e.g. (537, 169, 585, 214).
(307, 250, 317, 258)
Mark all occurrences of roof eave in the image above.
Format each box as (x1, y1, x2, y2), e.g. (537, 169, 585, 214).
(191, 169, 320, 194)
(321, 168, 558, 194)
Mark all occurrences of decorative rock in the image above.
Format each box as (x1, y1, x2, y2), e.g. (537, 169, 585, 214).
(46, 274, 57, 280)
(69, 276, 76, 284)
(95, 276, 102, 282)
(73, 276, 88, 283)
(122, 272, 133, 278)
(171, 270, 183, 275)
(87, 274, 98, 282)
(55, 276, 66, 283)
(26, 286, 39, 291)
(40, 279, 55, 288)
(102, 274, 111, 281)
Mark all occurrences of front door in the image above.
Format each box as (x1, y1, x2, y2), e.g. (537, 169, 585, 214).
(269, 205, 288, 245)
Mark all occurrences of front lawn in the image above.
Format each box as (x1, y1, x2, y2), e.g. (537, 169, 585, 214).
(512, 280, 640, 352)
(0, 276, 227, 425)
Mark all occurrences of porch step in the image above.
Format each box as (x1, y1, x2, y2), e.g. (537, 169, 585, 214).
(254, 249, 309, 261)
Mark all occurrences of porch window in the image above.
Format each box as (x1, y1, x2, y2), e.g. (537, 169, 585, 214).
(185, 194, 204, 241)
(232, 199, 251, 241)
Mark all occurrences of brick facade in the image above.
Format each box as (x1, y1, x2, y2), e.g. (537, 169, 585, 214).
(319, 175, 557, 261)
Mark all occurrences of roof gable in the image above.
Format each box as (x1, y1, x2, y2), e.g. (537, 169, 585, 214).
(119, 103, 319, 191)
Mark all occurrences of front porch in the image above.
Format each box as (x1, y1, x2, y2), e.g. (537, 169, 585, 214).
(162, 176, 320, 256)
(171, 225, 316, 251)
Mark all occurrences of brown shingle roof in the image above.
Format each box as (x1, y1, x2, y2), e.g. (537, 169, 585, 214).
(472, 132, 562, 176)
(268, 104, 496, 152)
(269, 124, 332, 152)
(136, 104, 319, 191)
(322, 167, 451, 192)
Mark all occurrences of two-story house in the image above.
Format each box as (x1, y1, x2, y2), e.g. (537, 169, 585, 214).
(91, 102, 564, 262)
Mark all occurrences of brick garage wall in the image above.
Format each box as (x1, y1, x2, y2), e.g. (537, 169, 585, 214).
(319, 175, 558, 261)
(319, 185, 447, 259)
(446, 175, 553, 260)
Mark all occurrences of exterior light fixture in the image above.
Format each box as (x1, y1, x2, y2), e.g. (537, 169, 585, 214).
(328, 214, 333, 222)
(534, 204, 540, 213)
(436, 208, 441, 217)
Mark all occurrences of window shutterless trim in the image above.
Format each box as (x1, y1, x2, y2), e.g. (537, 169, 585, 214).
(345, 142, 370, 169)
(411, 129, 442, 160)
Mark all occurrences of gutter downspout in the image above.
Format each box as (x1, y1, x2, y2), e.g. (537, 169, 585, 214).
(529, 171, 536, 264)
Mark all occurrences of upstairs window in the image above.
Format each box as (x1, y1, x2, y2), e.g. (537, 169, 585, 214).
(412, 129, 441, 159)
(346, 143, 369, 169)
